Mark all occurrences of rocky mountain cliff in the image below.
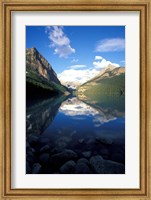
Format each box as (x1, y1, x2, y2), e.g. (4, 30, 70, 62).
(26, 47, 69, 98)
(77, 65, 125, 102)
(26, 47, 60, 84)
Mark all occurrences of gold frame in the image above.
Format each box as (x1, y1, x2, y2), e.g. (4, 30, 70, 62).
(0, 0, 150, 199)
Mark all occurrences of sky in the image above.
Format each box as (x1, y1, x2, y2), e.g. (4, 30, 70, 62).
(26, 26, 125, 84)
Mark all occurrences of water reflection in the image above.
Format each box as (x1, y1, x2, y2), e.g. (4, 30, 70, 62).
(26, 95, 67, 135)
(59, 97, 124, 125)
(26, 95, 125, 174)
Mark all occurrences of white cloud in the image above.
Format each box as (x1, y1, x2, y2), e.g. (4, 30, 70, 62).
(58, 56, 120, 86)
(68, 65, 86, 69)
(58, 68, 98, 85)
(94, 56, 103, 60)
(46, 26, 75, 58)
(93, 56, 120, 69)
(95, 38, 125, 52)
(71, 58, 79, 63)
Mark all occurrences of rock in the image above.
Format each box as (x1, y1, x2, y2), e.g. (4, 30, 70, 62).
(90, 155, 105, 173)
(70, 130, 77, 136)
(96, 137, 113, 145)
(40, 145, 50, 153)
(27, 150, 34, 157)
(32, 163, 41, 174)
(50, 149, 78, 168)
(26, 153, 36, 163)
(30, 148, 36, 153)
(75, 162, 92, 174)
(26, 162, 31, 173)
(99, 148, 109, 159)
(57, 136, 71, 143)
(26, 149, 37, 163)
(60, 160, 76, 173)
(56, 141, 67, 150)
(82, 151, 91, 158)
(77, 158, 89, 165)
(90, 155, 125, 174)
(86, 137, 95, 145)
(78, 139, 84, 144)
(26, 142, 30, 148)
(104, 160, 125, 174)
(58, 130, 62, 134)
(111, 153, 124, 163)
(38, 137, 51, 147)
(100, 148, 109, 155)
(39, 153, 49, 164)
(28, 135, 38, 145)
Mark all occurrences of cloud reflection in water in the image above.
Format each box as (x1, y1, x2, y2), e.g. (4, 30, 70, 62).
(59, 97, 117, 126)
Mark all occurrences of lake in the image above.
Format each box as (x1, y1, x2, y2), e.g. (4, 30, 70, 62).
(26, 95, 125, 174)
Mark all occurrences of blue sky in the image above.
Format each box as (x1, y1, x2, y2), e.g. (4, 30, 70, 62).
(26, 26, 125, 84)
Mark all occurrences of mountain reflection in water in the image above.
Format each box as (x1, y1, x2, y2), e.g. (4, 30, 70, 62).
(26, 95, 125, 174)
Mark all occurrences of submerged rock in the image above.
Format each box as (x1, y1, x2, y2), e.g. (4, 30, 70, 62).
(40, 145, 50, 153)
(90, 155, 125, 174)
(50, 149, 78, 168)
(77, 158, 89, 165)
(26, 150, 37, 164)
(60, 160, 76, 173)
(55, 141, 67, 150)
(26, 142, 30, 148)
(99, 148, 110, 159)
(103, 160, 125, 174)
(39, 153, 49, 164)
(82, 151, 92, 158)
(26, 161, 31, 173)
(27, 150, 34, 157)
(90, 155, 105, 173)
(75, 162, 92, 174)
(28, 135, 39, 145)
(111, 153, 124, 164)
(29, 148, 36, 153)
(37, 137, 51, 147)
(78, 139, 84, 144)
(95, 137, 113, 145)
(32, 163, 41, 174)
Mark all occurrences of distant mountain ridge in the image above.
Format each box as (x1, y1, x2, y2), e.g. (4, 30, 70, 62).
(26, 47, 69, 97)
(60, 81, 81, 90)
(81, 64, 125, 86)
(77, 65, 125, 102)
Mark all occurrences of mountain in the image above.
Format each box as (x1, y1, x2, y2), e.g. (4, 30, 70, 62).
(77, 65, 125, 102)
(26, 47, 69, 98)
(60, 80, 81, 90)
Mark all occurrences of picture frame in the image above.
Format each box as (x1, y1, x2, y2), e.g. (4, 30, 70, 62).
(0, 0, 150, 199)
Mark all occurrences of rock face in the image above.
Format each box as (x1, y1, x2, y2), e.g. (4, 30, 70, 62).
(26, 47, 60, 84)
(26, 47, 69, 97)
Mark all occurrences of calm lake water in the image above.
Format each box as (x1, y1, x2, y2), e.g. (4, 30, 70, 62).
(26, 95, 125, 174)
